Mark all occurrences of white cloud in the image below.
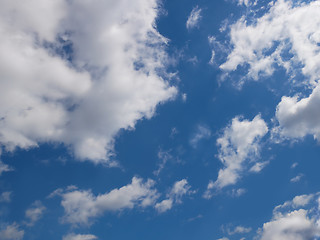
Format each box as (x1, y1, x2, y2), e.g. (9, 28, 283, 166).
(273, 193, 316, 214)
(155, 199, 173, 213)
(230, 188, 247, 197)
(58, 177, 159, 225)
(203, 180, 214, 199)
(292, 194, 314, 208)
(186, 6, 202, 30)
(0, 161, 13, 176)
(221, 0, 320, 151)
(182, 93, 187, 102)
(213, 115, 268, 190)
(275, 85, 320, 141)
(0, 0, 177, 164)
(220, 0, 320, 85)
(237, 0, 257, 7)
(153, 149, 173, 176)
(155, 179, 192, 213)
(190, 125, 211, 148)
(249, 161, 269, 173)
(0, 192, 11, 203)
(0, 223, 24, 240)
(258, 193, 320, 240)
(290, 174, 303, 183)
(238, 0, 249, 7)
(63, 233, 97, 240)
(25, 201, 46, 226)
(260, 209, 320, 240)
(228, 225, 252, 235)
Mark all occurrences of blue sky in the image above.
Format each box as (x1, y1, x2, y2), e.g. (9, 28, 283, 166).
(1, 0, 320, 239)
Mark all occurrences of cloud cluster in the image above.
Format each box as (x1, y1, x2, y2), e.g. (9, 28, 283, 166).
(0, 0, 177, 164)
(221, 0, 320, 85)
(212, 115, 268, 190)
(258, 193, 320, 240)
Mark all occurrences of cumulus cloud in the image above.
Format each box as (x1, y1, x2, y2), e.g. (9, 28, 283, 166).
(0, 0, 177, 164)
(260, 209, 320, 240)
(155, 179, 192, 213)
(258, 193, 320, 240)
(63, 233, 97, 240)
(220, 0, 320, 85)
(0, 223, 24, 240)
(186, 6, 202, 30)
(212, 115, 268, 190)
(275, 85, 320, 141)
(25, 201, 46, 226)
(57, 177, 159, 225)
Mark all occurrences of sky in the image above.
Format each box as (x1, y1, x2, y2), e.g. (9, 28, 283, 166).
(1, 0, 320, 239)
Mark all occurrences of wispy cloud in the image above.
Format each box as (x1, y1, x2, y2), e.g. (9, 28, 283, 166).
(155, 179, 193, 213)
(190, 125, 211, 148)
(186, 6, 202, 30)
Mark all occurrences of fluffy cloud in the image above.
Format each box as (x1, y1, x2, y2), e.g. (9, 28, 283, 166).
(63, 233, 97, 240)
(220, 0, 320, 148)
(0, 0, 177, 164)
(57, 177, 159, 225)
(258, 193, 320, 240)
(275, 85, 320, 140)
(212, 115, 268, 190)
(260, 209, 320, 240)
(0, 223, 24, 240)
(220, 0, 320, 85)
(25, 201, 46, 226)
(186, 6, 202, 30)
(155, 179, 192, 213)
